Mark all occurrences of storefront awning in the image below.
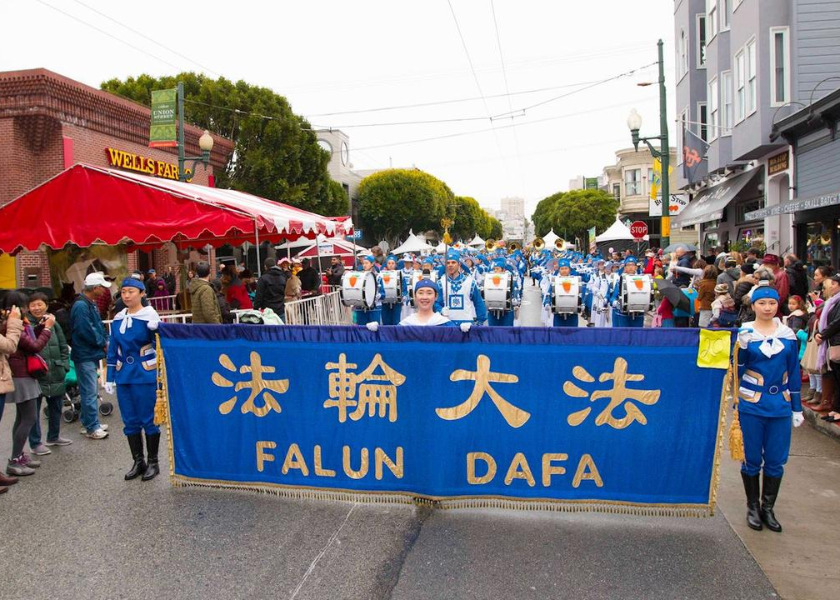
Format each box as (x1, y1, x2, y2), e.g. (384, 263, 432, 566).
(0, 164, 352, 254)
(673, 171, 758, 228)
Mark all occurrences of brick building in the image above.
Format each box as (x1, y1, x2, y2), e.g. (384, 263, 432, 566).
(0, 68, 234, 289)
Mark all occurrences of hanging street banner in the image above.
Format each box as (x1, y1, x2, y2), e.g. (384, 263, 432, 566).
(158, 325, 732, 516)
(149, 88, 178, 148)
(650, 193, 690, 217)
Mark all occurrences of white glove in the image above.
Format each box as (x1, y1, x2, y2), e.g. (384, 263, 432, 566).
(459, 322, 471, 333)
(792, 412, 804, 428)
(737, 327, 754, 349)
(104, 381, 116, 395)
(365, 321, 379, 332)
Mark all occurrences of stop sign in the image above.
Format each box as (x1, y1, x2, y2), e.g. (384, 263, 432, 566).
(630, 221, 648, 239)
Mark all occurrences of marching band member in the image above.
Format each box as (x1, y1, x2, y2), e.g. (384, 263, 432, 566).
(439, 249, 487, 326)
(735, 282, 803, 532)
(400, 255, 416, 320)
(105, 278, 161, 481)
(589, 259, 611, 328)
(545, 258, 580, 327)
(486, 258, 521, 327)
(609, 256, 647, 328)
(353, 255, 385, 327)
(380, 255, 408, 326)
(398, 279, 457, 327)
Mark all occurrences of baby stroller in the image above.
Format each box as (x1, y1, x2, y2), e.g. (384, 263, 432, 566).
(58, 359, 114, 423)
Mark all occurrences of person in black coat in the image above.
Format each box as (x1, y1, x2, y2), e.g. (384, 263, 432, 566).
(327, 257, 345, 287)
(298, 259, 320, 295)
(784, 254, 809, 300)
(253, 258, 288, 315)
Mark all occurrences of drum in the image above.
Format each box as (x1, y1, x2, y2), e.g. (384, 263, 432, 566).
(409, 270, 437, 307)
(483, 272, 512, 311)
(380, 270, 402, 305)
(341, 271, 377, 309)
(620, 274, 653, 314)
(552, 275, 581, 314)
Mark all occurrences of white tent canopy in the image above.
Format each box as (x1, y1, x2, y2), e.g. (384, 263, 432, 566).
(434, 242, 447, 253)
(542, 229, 560, 246)
(467, 233, 485, 247)
(595, 217, 649, 242)
(391, 229, 433, 255)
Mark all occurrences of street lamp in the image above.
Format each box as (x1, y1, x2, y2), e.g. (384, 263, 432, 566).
(626, 39, 670, 250)
(177, 81, 214, 182)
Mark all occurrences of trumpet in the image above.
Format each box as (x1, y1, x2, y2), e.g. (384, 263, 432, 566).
(532, 237, 545, 251)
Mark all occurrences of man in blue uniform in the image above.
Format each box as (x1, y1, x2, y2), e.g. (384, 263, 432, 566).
(609, 257, 647, 328)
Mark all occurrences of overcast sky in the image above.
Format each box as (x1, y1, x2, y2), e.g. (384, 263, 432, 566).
(1, 0, 675, 218)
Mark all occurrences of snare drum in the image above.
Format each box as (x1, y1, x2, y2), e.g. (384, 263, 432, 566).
(483, 272, 512, 311)
(380, 270, 402, 305)
(552, 275, 582, 314)
(341, 271, 377, 310)
(620, 274, 652, 314)
(409, 270, 437, 307)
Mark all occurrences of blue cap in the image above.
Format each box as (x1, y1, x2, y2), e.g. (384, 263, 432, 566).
(751, 282, 780, 303)
(446, 249, 461, 262)
(386, 255, 397, 264)
(120, 277, 145, 292)
(361, 254, 375, 264)
(492, 257, 507, 269)
(414, 278, 441, 295)
(558, 258, 571, 268)
(624, 256, 638, 265)
(422, 257, 435, 266)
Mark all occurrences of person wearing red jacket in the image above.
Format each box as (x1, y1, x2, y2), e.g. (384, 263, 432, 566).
(225, 272, 253, 310)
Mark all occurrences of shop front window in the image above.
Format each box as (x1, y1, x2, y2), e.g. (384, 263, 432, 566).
(738, 227, 764, 250)
(806, 222, 832, 269)
(704, 232, 720, 254)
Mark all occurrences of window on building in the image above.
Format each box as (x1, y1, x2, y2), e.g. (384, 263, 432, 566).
(697, 15, 707, 67)
(678, 29, 688, 78)
(746, 39, 757, 115)
(708, 0, 718, 39)
(677, 107, 688, 165)
(721, 70, 733, 135)
(698, 102, 708, 142)
(721, 0, 731, 30)
(707, 79, 718, 141)
(770, 27, 790, 106)
(612, 183, 620, 200)
(625, 169, 642, 196)
(735, 48, 746, 122)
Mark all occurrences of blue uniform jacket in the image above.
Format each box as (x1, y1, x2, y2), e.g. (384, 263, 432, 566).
(106, 307, 160, 385)
(70, 295, 107, 363)
(737, 321, 802, 417)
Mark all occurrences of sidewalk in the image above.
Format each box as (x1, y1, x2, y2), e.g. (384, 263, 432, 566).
(717, 407, 840, 600)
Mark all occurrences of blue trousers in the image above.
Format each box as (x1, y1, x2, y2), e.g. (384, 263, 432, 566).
(488, 310, 514, 326)
(553, 313, 579, 327)
(380, 304, 402, 326)
(117, 383, 159, 436)
(29, 394, 63, 446)
(739, 412, 791, 478)
(76, 360, 102, 433)
(612, 308, 644, 328)
(354, 309, 382, 326)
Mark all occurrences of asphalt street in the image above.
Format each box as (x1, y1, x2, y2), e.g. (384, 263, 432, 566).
(0, 284, 784, 600)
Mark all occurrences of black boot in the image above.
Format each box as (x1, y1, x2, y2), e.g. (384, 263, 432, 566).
(760, 474, 783, 532)
(141, 433, 160, 481)
(741, 471, 763, 531)
(124, 433, 146, 480)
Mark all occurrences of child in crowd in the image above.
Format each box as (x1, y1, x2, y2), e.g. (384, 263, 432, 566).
(711, 283, 738, 327)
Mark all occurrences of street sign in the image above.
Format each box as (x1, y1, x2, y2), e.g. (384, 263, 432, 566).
(630, 221, 648, 240)
(350, 230, 363, 240)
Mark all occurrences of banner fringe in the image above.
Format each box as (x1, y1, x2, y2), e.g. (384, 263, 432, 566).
(728, 343, 745, 462)
(170, 477, 712, 518)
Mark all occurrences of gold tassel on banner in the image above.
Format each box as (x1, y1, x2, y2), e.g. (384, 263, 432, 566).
(728, 343, 745, 462)
(154, 333, 168, 426)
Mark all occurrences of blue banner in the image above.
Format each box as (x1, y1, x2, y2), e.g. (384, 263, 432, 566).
(158, 325, 730, 515)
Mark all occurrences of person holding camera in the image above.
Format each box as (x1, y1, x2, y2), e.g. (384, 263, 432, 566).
(26, 292, 72, 455)
(3, 291, 54, 476)
(0, 302, 23, 493)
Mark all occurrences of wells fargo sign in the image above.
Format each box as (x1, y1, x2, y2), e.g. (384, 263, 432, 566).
(105, 148, 189, 181)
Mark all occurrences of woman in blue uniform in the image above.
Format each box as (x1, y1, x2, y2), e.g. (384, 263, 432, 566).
(380, 256, 407, 326)
(736, 282, 804, 532)
(105, 278, 162, 481)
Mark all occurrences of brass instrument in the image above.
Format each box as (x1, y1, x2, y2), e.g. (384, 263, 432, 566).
(508, 242, 520, 253)
(485, 239, 496, 251)
(555, 239, 566, 251)
(533, 237, 545, 251)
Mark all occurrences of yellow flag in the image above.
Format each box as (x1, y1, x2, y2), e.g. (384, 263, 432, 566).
(697, 329, 732, 369)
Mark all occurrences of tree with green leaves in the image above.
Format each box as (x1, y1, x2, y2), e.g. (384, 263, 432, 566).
(358, 169, 454, 243)
(531, 189, 618, 242)
(101, 72, 347, 215)
(488, 217, 504, 240)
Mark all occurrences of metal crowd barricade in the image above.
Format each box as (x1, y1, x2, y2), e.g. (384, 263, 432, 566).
(148, 294, 178, 313)
(284, 290, 351, 325)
